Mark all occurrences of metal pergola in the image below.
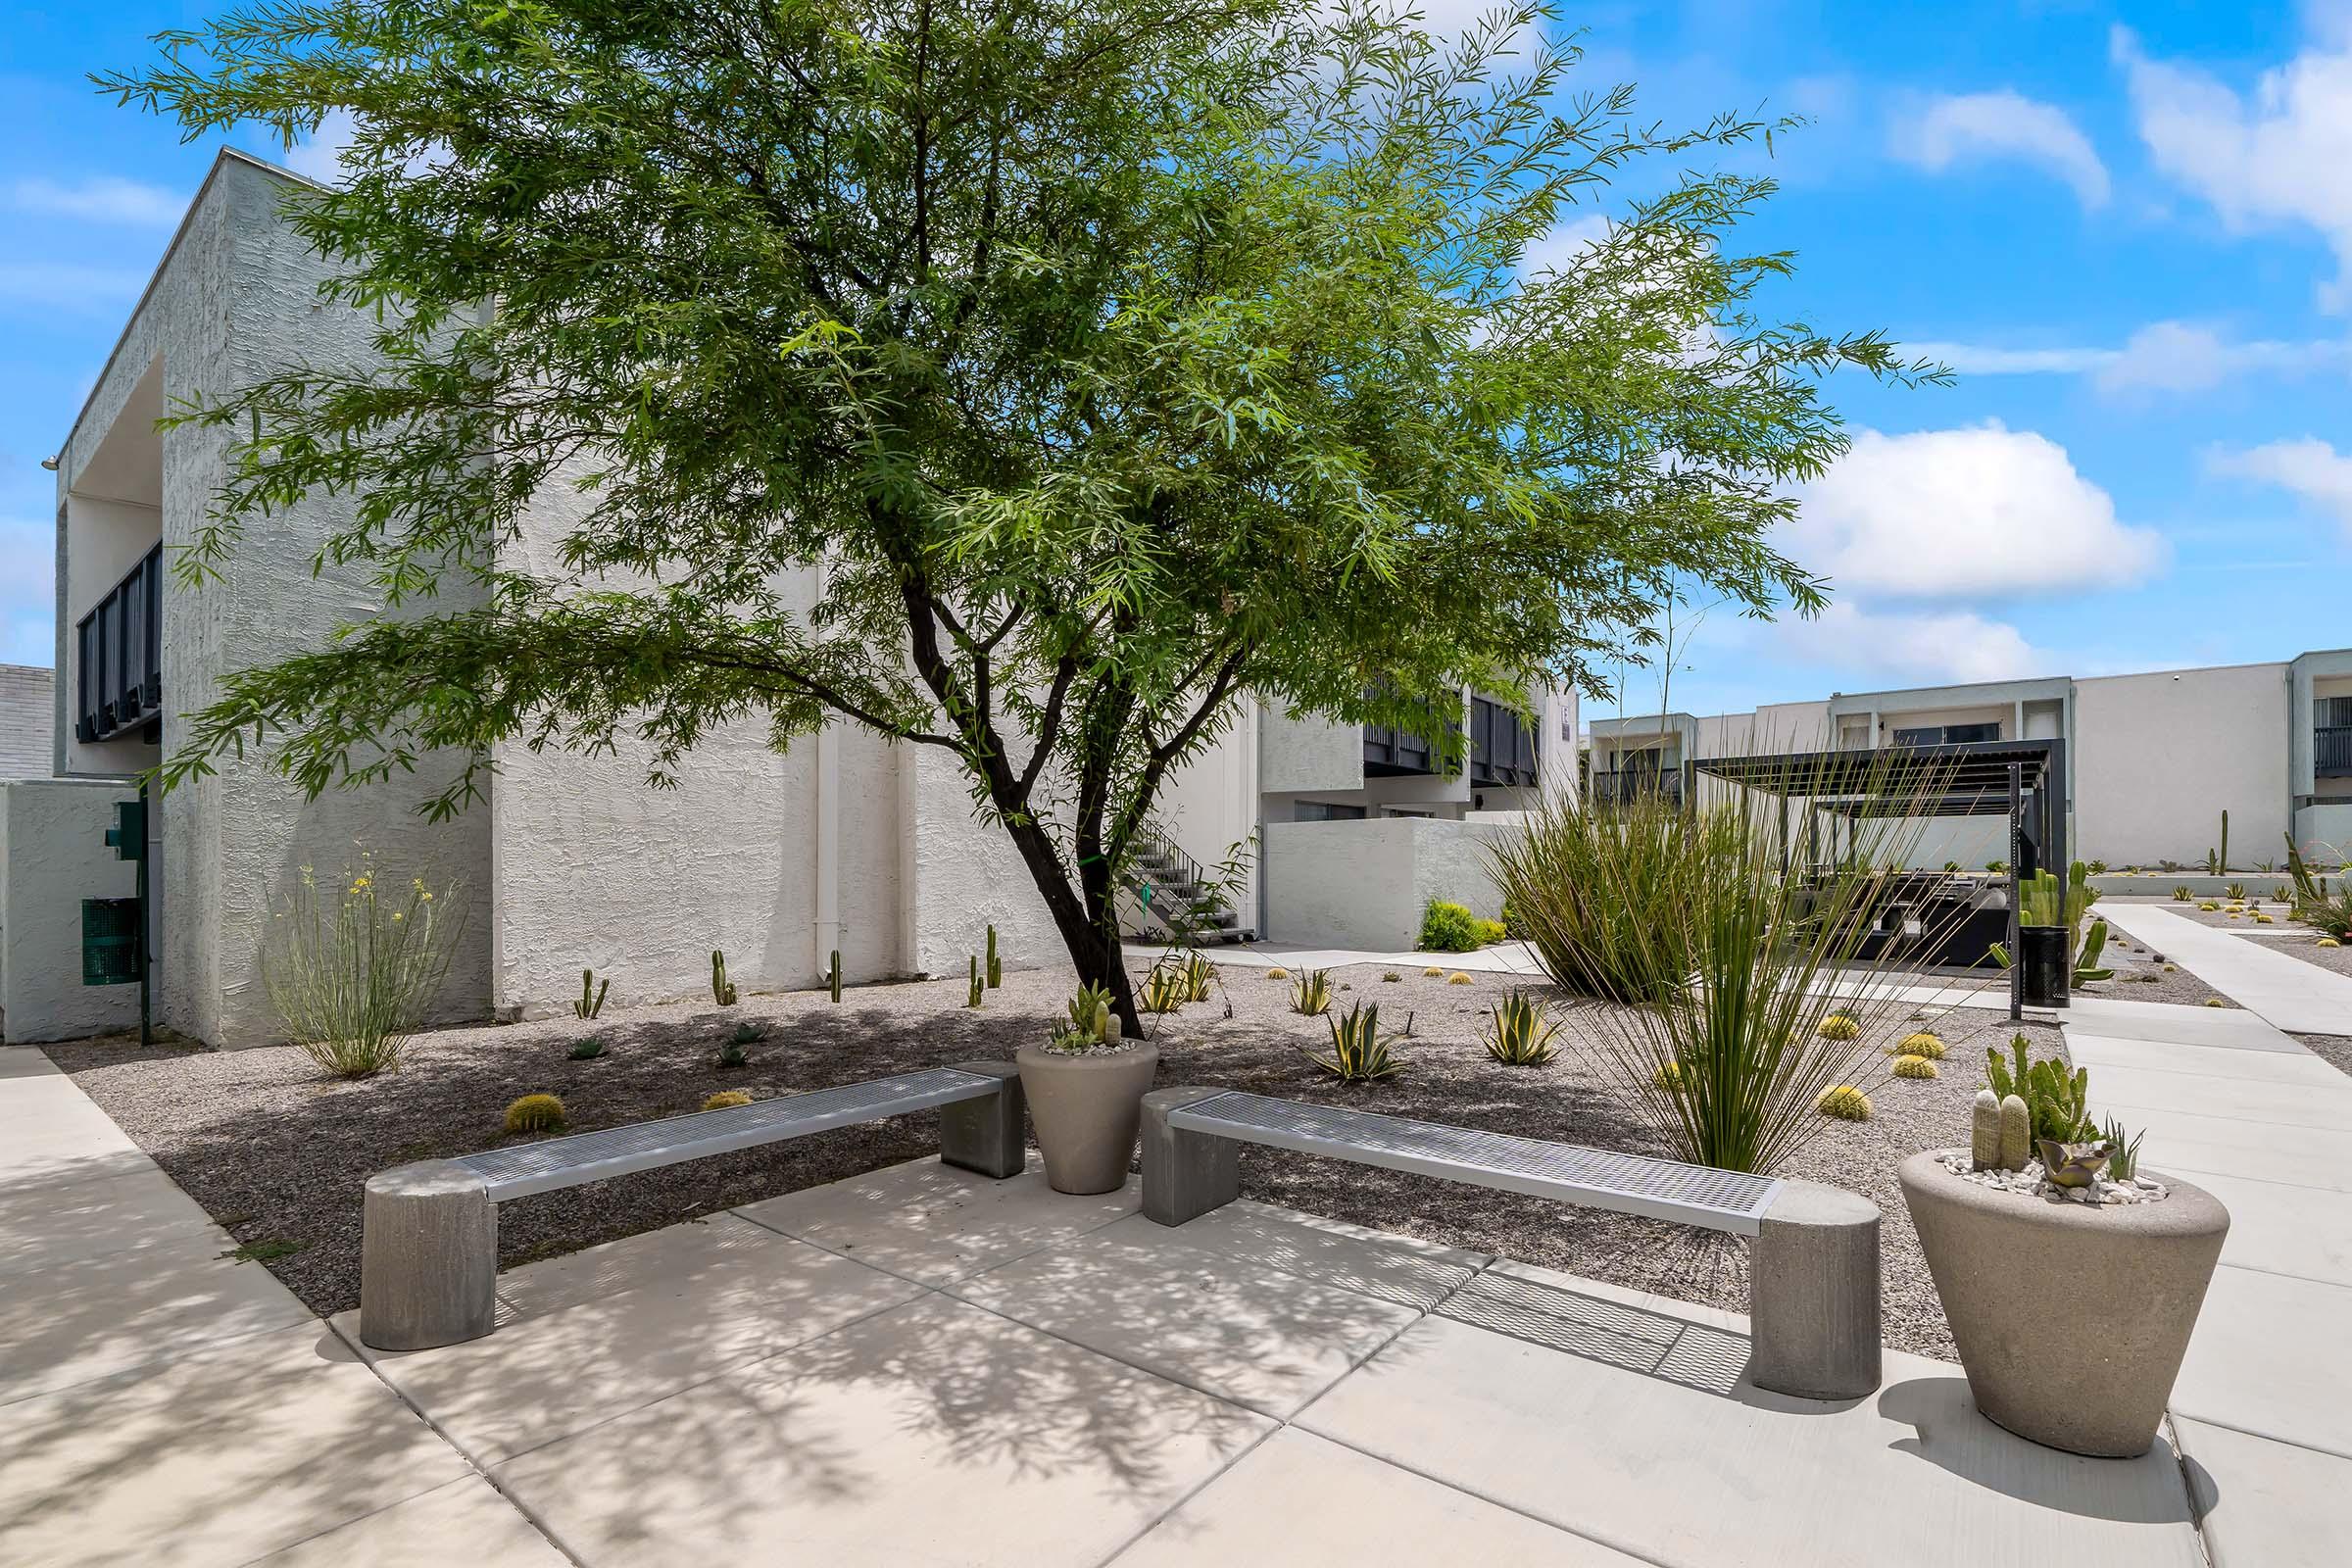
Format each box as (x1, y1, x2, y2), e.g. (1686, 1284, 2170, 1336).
(1685, 738, 2069, 1020)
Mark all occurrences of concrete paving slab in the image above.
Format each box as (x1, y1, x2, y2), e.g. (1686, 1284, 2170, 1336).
(1103, 1199, 1489, 1309)
(2067, 1032, 2347, 1086)
(247, 1474, 571, 1568)
(0, 1164, 225, 1265)
(0, 1227, 313, 1404)
(2088, 1062, 2352, 1131)
(2176, 1417, 2352, 1568)
(0, 1322, 473, 1568)
(734, 1153, 1137, 1284)
(2099, 903, 2352, 1035)
(491, 1293, 1273, 1568)
(1109, 1427, 1642, 1566)
(2169, 1167, 2352, 1289)
(339, 1211, 925, 1465)
(951, 1224, 1420, 1418)
(1300, 1311, 2205, 1567)
(2098, 1108, 2352, 1192)
(2064, 995, 2307, 1051)
(2172, 1265, 2352, 1460)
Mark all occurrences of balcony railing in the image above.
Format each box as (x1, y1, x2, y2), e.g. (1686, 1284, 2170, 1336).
(1468, 695, 1538, 788)
(2319, 726, 2352, 778)
(74, 542, 164, 745)
(1588, 768, 1683, 808)
(1363, 721, 1436, 775)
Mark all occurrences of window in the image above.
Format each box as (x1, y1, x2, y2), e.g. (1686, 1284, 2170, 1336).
(1893, 721, 2000, 747)
(1295, 801, 1367, 822)
(1890, 726, 1939, 748)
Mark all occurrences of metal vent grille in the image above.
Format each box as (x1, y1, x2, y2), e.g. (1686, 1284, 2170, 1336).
(1167, 1090, 1781, 1235)
(455, 1067, 999, 1200)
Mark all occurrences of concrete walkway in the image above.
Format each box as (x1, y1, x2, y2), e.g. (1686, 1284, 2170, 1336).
(2097, 901, 2352, 1034)
(0, 1050, 566, 1568)
(2063, 994, 2352, 1566)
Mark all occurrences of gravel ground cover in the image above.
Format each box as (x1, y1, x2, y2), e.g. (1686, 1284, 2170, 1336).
(2115, 896, 2311, 930)
(2299, 1035, 2352, 1078)
(49, 959, 2065, 1360)
(2267, 934, 2352, 984)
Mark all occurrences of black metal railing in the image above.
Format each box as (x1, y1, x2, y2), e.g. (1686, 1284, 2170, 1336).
(2318, 726, 2352, 777)
(74, 542, 164, 744)
(1363, 721, 1437, 774)
(1588, 768, 1683, 808)
(1468, 694, 1538, 787)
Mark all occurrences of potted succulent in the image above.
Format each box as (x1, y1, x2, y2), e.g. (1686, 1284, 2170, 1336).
(1015, 981, 1158, 1195)
(1898, 1036, 2229, 1457)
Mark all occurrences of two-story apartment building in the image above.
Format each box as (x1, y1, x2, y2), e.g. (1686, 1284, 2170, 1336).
(1588, 654, 2352, 870)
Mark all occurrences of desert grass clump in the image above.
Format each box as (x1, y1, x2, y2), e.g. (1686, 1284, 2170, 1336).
(1816, 1011, 1860, 1041)
(504, 1094, 565, 1134)
(263, 855, 465, 1078)
(1488, 788, 1723, 1003)
(1816, 1085, 1873, 1121)
(1482, 990, 1560, 1065)
(1306, 1002, 1404, 1083)
(1891, 1030, 1946, 1059)
(1291, 968, 1334, 1016)
(1891, 1054, 1939, 1080)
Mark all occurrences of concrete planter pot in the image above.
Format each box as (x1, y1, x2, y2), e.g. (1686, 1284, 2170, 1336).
(1898, 1151, 2229, 1457)
(1016, 1042, 1159, 1195)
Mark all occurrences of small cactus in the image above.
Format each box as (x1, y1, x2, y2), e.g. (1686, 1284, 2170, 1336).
(1446, 971, 1473, 986)
(829, 949, 842, 1003)
(703, 1090, 753, 1111)
(1816, 1085, 1872, 1121)
(1267, 966, 1290, 980)
(1423, 965, 1445, 978)
(2256, 913, 2276, 924)
(1816, 1011, 1860, 1041)
(1381, 971, 1401, 982)
(1891, 1031, 1945, 1060)
(567, 1037, 606, 1061)
(729, 1020, 766, 1046)
(1997, 1093, 2030, 1170)
(1971, 1089, 2002, 1169)
(2198, 901, 2219, 911)
(573, 968, 609, 1019)
(986, 924, 1003, 989)
(2321, 938, 2342, 949)
(966, 956, 984, 1008)
(1892, 1054, 1939, 1080)
(504, 1094, 565, 1134)
(2203, 997, 2228, 1008)
(710, 950, 737, 1005)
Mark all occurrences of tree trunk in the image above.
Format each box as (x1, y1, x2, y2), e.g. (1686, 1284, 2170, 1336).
(995, 809, 1145, 1037)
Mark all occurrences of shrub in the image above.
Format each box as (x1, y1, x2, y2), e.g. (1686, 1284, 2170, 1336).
(1482, 991, 1560, 1065)
(1487, 789, 1719, 1003)
(567, 1037, 607, 1060)
(1418, 900, 1487, 953)
(1065, 983, 1116, 1046)
(1180, 952, 1215, 1004)
(1305, 1002, 1404, 1082)
(504, 1094, 565, 1134)
(1816, 1086, 1872, 1121)
(702, 1090, 754, 1111)
(1892, 1031, 1945, 1060)
(1816, 1012, 1860, 1042)
(1891, 1054, 1938, 1080)
(263, 855, 466, 1078)
(1478, 918, 1507, 945)
(1498, 894, 1529, 939)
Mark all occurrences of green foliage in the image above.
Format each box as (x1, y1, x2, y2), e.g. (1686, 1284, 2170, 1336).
(729, 1021, 767, 1046)
(2226, 881, 2247, 901)
(2102, 1116, 2146, 1183)
(710, 951, 737, 1006)
(1291, 967, 1334, 1016)
(217, 1238, 310, 1265)
(567, 1037, 606, 1060)
(1985, 1035, 2093, 1146)
(1498, 894, 1529, 940)
(2074, 918, 2113, 983)
(573, 968, 609, 1020)
(1418, 901, 1488, 954)
(1815, 1086, 1872, 1121)
(117, 0, 1935, 1051)
(986, 925, 1002, 989)
(1139, 964, 1185, 1014)
(262, 855, 465, 1078)
(2085, 859, 2108, 875)
(1306, 1002, 1404, 1082)
(1482, 991, 1560, 1065)
(504, 1094, 565, 1134)
(1066, 982, 1117, 1044)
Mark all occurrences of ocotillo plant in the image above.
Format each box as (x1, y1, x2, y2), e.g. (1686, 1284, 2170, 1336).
(986, 923, 1002, 988)
(573, 967, 609, 1019)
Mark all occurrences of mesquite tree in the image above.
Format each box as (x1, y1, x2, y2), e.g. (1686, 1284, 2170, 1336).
(110, 1, 1936, 1033)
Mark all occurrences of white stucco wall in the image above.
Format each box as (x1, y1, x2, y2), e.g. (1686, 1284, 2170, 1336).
(1263, 816, 1507, 950)
(1258, 703, 1365, 795)
(1, 780, 141, 1043)
(2075, 663, 2289, 868)
(897, 743, 1065, 984)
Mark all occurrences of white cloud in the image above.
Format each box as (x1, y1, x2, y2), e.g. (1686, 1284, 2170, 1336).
(11, 175, 184, 226)
(1888, 90, 2111, 209)
(1779, 603, 2043, 685)
(1786, 423, 2165, 599)
(2208, 437, 2352, 538)
(1909, 321, 2352, 392)
(281, 107, 360, 182)
(2115, 25, 2352, 305)
(1518, 213, 1609, 276)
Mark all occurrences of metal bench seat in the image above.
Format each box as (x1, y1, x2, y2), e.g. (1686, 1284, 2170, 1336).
(1165, 1090, 1783, 1234)
(362, 1060, 1024, 1351)
(1141, 1085, 1884, 1401)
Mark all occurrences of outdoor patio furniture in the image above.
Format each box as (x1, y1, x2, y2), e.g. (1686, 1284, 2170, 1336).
(359, 1062, 1024, 1351)
(1141, 1087, 1882, 1400)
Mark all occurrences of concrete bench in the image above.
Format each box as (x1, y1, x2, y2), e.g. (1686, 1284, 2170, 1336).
(1141, 1087, 1881, 1399)
(361, 1062, 1023, 1351)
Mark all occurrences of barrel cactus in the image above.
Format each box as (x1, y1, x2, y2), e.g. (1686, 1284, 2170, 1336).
(702, 1090, 753, 1111)
(1892, 1054, 1939, 1080)
(504, 1094, 565, 1134)
(1997, 1093, 2031, 1170)
(1816, 1012, 1860, 1042)
(1890, 1030, 1945, 1059)
(1816, 1085, 1873, 1121)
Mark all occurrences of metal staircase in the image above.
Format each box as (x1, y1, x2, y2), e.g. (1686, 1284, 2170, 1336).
(1127, 827, 1254, 945)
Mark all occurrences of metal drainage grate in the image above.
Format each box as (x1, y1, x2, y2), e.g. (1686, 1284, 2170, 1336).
(1167, 1090, 1782, 1235)
(456, 1067, 1000, 1201)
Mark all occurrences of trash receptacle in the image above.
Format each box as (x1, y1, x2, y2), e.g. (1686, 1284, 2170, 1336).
(2019, 925, 2070, 1007)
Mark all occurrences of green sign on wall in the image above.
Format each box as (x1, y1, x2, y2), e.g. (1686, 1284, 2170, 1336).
(81, 898, 141, 986)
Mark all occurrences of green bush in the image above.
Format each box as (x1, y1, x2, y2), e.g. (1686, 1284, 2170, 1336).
(1417, 901, 1487, 953)
(1485, 789, 1722, 1003)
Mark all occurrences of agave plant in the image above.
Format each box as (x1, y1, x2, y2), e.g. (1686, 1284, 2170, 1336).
(1179, 952, 1216, 1004)
(1305, 1001, 1404, 1082)
(1290, 967, 1334, 1016)
(1481, 990, 1560, 1065)
(1138, 964, 1186, 1015)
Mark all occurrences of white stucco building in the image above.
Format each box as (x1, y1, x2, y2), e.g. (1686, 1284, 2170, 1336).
(2, 149, 1573, 1046)
(1586, 654, 2352, 870)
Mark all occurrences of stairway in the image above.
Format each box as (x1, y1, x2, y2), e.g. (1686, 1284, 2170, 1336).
(1130, 839, 1255, 945)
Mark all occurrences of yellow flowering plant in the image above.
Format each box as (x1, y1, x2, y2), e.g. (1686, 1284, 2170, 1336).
(263, 850, 465, 1077)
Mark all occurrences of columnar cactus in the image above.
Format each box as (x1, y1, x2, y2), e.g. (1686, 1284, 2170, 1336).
(1971, 1089, 2002, 1170)
(710, 950, 738, 1005)
(986, 924, 1002, 989)
(1998, 1093, 2031, 1171)
(829, 949, 842, 1003)
(966, 956, 984, 1007)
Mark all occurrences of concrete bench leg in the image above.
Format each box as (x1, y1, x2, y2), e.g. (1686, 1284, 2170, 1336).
(1748, 1179, 1881, 1400)
(361, 1160, 496, 1352)
(1141, 1087, 1239, 1226)
(940, 1060, 1025, 1179)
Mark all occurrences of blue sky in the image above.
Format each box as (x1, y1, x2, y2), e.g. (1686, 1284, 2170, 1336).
(3, 2, 2349, 721)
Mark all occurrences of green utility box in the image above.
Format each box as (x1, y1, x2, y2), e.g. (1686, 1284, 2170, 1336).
(81, 899, 142, 986)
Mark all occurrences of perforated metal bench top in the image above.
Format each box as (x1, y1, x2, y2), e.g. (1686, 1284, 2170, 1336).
(1166, 1090, 1783, 1235)
(453, 1066, 1002, 1200)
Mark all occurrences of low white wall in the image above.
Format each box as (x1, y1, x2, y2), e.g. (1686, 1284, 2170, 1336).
(1, 779, 141, 1043)
(1264, 817, 1507, 950)
(2294, 804, 2352, 862)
